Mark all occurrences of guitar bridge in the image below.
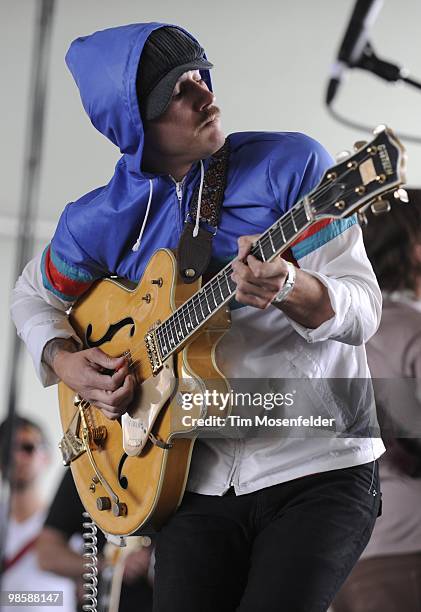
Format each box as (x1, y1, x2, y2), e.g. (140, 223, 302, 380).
(145, 329, 163, 374)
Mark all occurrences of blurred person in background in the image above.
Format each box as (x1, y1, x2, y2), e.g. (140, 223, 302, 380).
(333, 189, 421, 612)
(0, 416, 77, 612)
(37, 468, 153, 612)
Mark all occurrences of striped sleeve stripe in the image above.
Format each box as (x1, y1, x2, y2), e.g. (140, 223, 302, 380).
(41, 245, 94, 301)
(291, 216, 357, 261)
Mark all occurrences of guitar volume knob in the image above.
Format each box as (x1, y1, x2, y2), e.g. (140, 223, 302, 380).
(96, 496, 112, 511)
(112, 502, 128, 517)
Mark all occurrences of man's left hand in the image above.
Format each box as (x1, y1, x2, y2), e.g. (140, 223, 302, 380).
(231, 235, 289, 309)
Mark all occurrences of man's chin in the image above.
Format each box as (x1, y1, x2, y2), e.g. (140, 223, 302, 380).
(203, 122, 226, 155)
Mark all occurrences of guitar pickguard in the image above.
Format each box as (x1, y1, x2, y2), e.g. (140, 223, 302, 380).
(121, 356, 177, 456)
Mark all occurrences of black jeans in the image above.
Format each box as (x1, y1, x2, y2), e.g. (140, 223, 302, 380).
(153, 462, 381, 612)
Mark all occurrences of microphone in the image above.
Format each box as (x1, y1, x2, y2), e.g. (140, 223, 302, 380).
(326, 0, 383, 105)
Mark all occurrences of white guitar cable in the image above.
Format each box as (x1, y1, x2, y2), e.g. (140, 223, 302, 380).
(82, 512, 99, 612)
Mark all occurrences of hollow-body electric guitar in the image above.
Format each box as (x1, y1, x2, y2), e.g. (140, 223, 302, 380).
(58, 126, 406, 536)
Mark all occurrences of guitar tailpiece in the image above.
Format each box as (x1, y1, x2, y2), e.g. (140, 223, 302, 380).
(82, 512, 98, 612)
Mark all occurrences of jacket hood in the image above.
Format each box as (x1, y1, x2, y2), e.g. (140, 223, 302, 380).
(65, 22, 213, 176)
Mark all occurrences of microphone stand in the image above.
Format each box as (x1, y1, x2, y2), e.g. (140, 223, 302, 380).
(326, 42, 421, 143)
(357, 43, 421, 91)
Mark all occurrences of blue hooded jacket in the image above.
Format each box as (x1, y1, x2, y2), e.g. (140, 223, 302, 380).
(42, 22, 338, 302)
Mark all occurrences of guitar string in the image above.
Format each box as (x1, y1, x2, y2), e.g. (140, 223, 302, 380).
(122, 150, 386, 372)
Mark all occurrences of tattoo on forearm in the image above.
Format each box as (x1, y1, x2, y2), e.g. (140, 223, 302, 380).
(42, 338, 78, 370)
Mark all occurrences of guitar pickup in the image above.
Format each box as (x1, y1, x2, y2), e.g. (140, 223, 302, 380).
(145, 330, 163, 374)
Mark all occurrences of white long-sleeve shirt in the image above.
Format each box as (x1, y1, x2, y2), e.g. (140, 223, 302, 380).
(11, 250, 82, 386)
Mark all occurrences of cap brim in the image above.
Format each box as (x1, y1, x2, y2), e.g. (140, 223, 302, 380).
(145, 59, 214, 121)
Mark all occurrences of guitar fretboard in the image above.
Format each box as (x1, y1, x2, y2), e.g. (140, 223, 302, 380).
(155, 200, 311, 360)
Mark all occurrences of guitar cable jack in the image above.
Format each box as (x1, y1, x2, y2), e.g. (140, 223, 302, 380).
(82, 511, 98, 612)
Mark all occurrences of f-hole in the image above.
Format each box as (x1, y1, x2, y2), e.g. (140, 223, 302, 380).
(85, 318, 135, 348)
(117, 454, 128, 489)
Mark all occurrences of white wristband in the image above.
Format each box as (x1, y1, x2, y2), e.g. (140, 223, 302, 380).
(272, 261, 296, 304)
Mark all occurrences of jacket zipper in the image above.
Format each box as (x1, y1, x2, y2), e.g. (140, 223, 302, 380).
(175, 180, 183, 204)
(170, 176, 186, 234)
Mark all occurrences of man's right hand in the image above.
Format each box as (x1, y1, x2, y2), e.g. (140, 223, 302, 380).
(43, 339, 135, 419)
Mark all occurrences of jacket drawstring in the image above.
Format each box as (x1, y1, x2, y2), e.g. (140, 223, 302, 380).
(132, 179, 153, 252)
(132, 161, 204, 251)
(193, 160, 205, 238)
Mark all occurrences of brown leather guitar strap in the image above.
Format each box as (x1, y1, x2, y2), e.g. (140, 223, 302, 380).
(177, 140, 230, 283)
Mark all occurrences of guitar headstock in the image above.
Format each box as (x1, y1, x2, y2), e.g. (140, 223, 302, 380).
(310, 126, 407, 221)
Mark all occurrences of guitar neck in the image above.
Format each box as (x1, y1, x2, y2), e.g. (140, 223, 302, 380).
(155, 198, 313, 361)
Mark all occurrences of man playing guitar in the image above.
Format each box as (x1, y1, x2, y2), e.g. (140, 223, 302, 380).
(11, 23, 385, 611)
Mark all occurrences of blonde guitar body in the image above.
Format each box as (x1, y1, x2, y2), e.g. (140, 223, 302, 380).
(58, 249, 231, 536)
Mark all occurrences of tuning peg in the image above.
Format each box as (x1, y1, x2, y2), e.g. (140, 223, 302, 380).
(335, 150, 351, 163)
(358, 211, 368, 226)
(393, 188, 409, 203)
(373, 124, 387, 135)
(371, 198, 391, 215)
(353, 141, 367, 152)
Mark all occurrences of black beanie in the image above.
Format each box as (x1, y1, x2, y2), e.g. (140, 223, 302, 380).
(136, 26, 213, 122)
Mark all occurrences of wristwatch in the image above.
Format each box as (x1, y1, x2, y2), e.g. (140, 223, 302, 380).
(272, 261, 296, 304)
